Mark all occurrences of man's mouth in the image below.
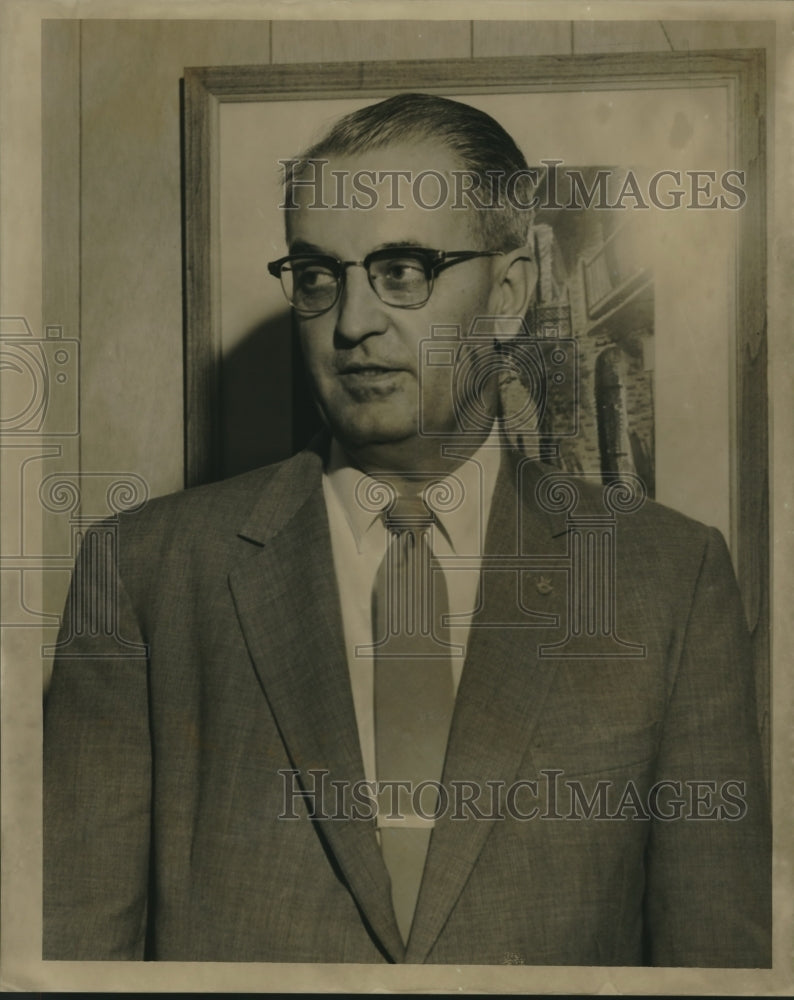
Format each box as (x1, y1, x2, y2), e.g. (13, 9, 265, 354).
(338, 363, 407, 377)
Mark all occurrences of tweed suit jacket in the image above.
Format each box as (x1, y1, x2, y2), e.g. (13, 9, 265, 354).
(43, 439, 771, 965)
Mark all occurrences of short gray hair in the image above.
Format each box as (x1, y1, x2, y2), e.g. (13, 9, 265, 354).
(283, 92, 535, 251)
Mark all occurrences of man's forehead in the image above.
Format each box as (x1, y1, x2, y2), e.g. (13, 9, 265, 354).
(284, 197, 478, 254)
(283, 141, 480, 250)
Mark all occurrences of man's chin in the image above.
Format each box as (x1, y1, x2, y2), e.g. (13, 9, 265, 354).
(332, 421, 417, 454)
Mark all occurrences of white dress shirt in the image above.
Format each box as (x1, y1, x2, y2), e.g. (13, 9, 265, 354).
(322, 426, 503, 785)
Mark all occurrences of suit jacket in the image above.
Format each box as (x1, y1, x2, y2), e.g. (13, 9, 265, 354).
(43, 439, 771, 965)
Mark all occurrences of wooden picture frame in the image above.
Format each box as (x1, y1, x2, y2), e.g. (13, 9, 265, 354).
(181, 52, 768, 758)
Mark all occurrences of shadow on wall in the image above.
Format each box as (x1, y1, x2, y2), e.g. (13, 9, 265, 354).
(218, 309, 321, 481)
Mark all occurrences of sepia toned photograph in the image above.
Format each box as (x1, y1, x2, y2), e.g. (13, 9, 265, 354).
(0, 2, 791, 994)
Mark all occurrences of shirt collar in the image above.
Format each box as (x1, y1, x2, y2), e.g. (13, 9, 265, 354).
(323, 425, 504, 555)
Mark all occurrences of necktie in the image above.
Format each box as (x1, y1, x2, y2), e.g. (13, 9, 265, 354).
(373, 495, 454, 944)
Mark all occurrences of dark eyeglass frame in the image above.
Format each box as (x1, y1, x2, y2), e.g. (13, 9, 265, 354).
(266, 246, 505, 317)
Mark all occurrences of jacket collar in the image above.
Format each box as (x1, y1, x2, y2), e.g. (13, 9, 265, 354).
(236, 432, 567, 550)
(230, 439, 567, 962)
(230, 437, 406, 961)
(405, 450, 567, 961)
(236, 434, 329, 547)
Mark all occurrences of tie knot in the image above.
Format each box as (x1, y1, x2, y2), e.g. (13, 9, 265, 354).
(383, 495, 436, 533)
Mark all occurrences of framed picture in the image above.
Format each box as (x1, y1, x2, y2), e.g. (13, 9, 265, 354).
(183, 52, 768, 751)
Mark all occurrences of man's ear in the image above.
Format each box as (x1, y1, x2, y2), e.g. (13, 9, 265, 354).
(488, 247, 538, 324)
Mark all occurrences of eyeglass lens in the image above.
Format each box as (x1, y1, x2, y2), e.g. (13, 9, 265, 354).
(282, 251, 432, 314)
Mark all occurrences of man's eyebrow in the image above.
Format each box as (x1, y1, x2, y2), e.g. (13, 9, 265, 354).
(288, 239, 327, 255)
(372, 240, 432, 253)
(287, 239, 432, 257)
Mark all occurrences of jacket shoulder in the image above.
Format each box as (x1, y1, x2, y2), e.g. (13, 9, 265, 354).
(102, 445, 322, 573)
(525, 458, 717, 544)
(128, 444, 321, 527)
(125, 462, 282, 529)
(519, 458, 730, 601)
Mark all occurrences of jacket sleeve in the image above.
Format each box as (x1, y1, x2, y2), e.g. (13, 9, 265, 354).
(43, 521, 152, 959)
(643, 527, 771, 967)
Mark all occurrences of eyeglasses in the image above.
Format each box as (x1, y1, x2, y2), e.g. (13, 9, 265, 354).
(267, 246, 504, 317)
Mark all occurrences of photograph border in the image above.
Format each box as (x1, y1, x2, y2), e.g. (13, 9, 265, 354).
(2, 3, 791, 994)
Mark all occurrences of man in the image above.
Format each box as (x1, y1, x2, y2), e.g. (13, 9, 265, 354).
(44, 93, 771, 965)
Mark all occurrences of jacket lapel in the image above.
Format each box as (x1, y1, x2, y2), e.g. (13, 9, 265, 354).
(228, 444, 405, 962)
(406, 454, 568, 963)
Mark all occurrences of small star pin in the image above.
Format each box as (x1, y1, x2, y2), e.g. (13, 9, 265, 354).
(536, 576, 554, 595)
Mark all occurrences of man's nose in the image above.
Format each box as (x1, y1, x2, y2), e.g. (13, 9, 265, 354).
(334, 265, 389, 343)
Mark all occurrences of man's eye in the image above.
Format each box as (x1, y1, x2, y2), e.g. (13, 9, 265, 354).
(294, 265, 336, 290)
(380, 258, 426, 284)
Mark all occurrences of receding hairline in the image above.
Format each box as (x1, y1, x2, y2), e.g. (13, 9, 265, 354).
(281, 94, 535, 250)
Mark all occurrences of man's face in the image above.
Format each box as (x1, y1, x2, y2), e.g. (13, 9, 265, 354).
(285, 143, 505, 469)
